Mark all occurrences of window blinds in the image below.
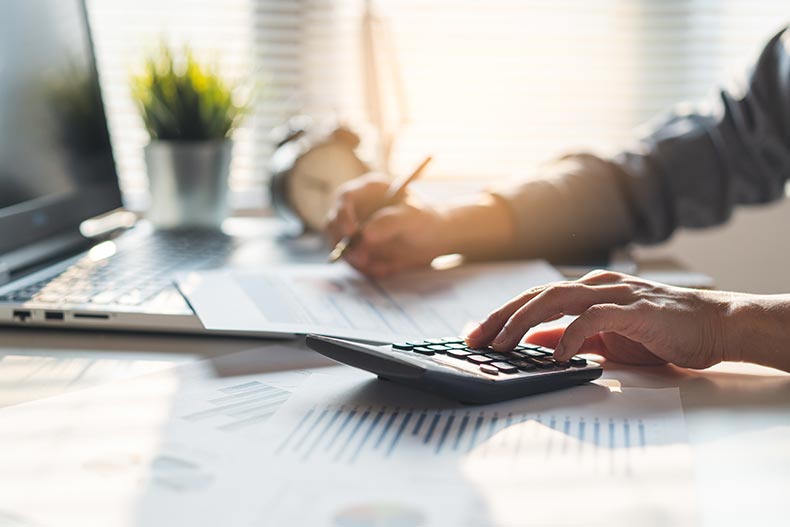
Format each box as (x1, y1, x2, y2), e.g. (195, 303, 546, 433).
(87, 0, 789, 207)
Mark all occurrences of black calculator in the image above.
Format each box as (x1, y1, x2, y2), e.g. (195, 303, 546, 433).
(306, 334, 602, 404)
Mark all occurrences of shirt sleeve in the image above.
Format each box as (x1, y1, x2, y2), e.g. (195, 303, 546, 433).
(492, 27, 790, 263)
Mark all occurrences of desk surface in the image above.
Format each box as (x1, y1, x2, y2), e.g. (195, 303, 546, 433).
(1, 218, 788, 526)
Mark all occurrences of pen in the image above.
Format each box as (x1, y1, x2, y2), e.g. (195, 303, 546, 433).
(329, 155, 433, 263)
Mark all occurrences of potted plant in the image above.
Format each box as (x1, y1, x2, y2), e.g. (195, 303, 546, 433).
(131, 47, 246, 229)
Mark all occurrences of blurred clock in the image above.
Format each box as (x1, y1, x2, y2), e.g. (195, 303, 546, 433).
(269, 118, 369, 234)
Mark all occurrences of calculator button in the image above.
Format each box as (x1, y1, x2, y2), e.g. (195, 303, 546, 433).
(533, 359, 555, 369)
(466, 354, 492, 365)
(479, 364, 499, 375)
(392, 342, 413, 350)
(490, 361, 518, 374)
(569, 357, 587, 367)
(407, 341, 427, 347)
(554, 361, 571, 369)
(509, 359, 537, 371)
(441, 337, 465, 344)
(413, 346, 435, 355)
(427, 344, 449, 353)
(425, 338, 445, 344)
(484, 352, 512, 361)
(524, 350, 547, 358)
(447, 349, 473, 359)
(445, 343, 467, 350)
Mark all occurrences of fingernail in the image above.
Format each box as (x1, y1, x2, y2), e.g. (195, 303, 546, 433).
(554, 343, 565, 359)
(492, 328, 507, 346)
(465, 323, 483, 342)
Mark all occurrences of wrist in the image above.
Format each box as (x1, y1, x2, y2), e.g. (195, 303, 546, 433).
(723, 294, 790, 372)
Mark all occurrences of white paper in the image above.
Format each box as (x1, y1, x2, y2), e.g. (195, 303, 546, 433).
(0, 346, 325, 527)
(245, 374, 700, 526)
(178, 260, 564, 342)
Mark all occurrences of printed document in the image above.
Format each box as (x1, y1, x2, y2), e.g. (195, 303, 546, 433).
(178, 260, 564, 341)
(245, 374, 700, 526)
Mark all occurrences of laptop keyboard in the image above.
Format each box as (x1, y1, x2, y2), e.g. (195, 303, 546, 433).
(0, 231, 233, 307)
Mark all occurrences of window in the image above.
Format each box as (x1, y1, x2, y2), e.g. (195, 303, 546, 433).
(87, 0, 304, 209)
(88, 0, 789, 208)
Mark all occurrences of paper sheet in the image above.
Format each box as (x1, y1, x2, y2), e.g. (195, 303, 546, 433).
(177, 260, 564, 342)
(245, 374, 700, 526)
(0, 346, 325, 527)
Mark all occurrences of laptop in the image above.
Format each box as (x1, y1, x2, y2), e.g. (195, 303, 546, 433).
(0, 0, 250, 334)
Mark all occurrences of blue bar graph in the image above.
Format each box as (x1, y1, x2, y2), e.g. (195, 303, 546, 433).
(276, 404, 653, 466)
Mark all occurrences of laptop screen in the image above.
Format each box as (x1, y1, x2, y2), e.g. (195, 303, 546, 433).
(0, 0, 121, 255)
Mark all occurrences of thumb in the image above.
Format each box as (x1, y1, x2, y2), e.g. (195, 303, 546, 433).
(526, 327, 607, 356)
(524, 327, 564, 348)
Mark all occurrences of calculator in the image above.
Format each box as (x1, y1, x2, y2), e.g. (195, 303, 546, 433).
(306, 334, 603, 404)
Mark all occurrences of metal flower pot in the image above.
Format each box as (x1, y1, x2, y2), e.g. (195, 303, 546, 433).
(144, 139, 232, 230)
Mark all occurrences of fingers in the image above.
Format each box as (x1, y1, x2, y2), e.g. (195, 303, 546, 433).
(325, 174, 391, 243)
(553, 303, 640, 360)
(362, 205, 423, 245)
(465, 285, 550, 345)
(524, 326, 564, 348)
(487, 282, 635, 350)
(466, 272, 625, 346)
(330, 198, 358, 243)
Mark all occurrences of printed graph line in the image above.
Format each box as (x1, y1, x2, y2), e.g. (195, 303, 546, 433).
(304, 407, 343, 461)
(326, 407, 356, 451)
(336, 408, 371, 461)
(275, 406, 315, 454)
(436, 414, 455, 454)
(388, 411, 413, 457)
(375, 409, 399, 450)
(278, 405, 655, 468)
(294, 408, 328, 452)
(423, 413, 442, 444)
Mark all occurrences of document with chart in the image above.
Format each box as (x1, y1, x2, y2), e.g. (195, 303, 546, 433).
(178, 260, 564, 342)
(0, 346, 326, 527)
(247, 374, 700, 527)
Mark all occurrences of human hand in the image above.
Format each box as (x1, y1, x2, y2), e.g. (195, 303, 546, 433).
(325, 173, 452, 278)
(465, 270, 738, 369)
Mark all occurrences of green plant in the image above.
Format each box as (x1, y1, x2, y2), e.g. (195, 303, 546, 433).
(131, 47, 246, 141)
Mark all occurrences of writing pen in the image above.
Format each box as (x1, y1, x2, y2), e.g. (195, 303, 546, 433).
(329, 155, 433, 263)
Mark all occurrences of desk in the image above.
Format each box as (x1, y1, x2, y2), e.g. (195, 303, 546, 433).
(1, 218, 788, 526)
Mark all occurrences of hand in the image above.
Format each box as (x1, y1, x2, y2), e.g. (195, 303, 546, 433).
(465, 270, 738, 369)
(325, 173, 453, 278)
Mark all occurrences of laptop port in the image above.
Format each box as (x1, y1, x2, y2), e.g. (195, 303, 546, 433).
(73, 312, 110, 320)
(12, 310, 32, 322)
(45, 311, 64, 321)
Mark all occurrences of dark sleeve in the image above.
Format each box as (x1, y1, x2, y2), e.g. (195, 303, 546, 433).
(492, 28, 790, 263)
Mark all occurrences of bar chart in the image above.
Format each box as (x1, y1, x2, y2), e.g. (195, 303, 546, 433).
(274, 402, 650, 469)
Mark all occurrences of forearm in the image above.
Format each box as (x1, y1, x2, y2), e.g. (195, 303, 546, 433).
(490, 154, 636, 263)
(436, 194, 517, 259)
(725, 294, 790, 373)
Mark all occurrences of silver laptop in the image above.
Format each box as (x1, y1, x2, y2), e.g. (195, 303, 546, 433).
(0, 0, 248, 334)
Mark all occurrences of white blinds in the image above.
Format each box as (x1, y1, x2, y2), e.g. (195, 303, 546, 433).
(300, 0, 790, 180)
(87, 0, 789, 207)
(86, 0, 305, 208)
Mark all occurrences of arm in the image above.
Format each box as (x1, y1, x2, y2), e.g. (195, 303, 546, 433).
(493, 28, 790, 261)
